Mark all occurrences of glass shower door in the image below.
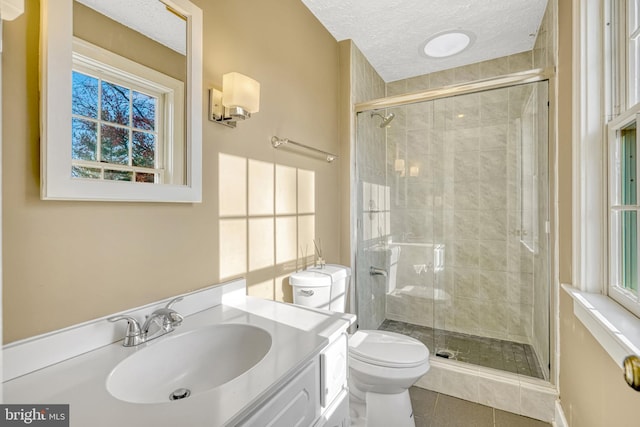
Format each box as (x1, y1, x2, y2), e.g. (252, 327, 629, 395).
(430, 81, 550, 378)
(354, 80, 549, 380)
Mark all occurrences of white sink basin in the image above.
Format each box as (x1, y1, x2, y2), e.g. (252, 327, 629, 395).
(106, 324, 272, 404)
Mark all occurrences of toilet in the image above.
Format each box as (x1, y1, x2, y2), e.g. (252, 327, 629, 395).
(289, 264, 430, 427)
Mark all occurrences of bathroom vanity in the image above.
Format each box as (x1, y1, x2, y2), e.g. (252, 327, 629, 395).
(3, 279, 354, 426)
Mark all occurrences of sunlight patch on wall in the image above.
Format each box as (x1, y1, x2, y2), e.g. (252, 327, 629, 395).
(219, 219, 247, 279)
(276, 165, 297, 214)
(248, 279, 274, 299)
(298, 215, 316, 259)
(249, 159, 274, 215)
(276, 217, 297, 264)
(249, 218, 274, 271)
(298, 169, 315, 214)
(218, 154, 316, 299)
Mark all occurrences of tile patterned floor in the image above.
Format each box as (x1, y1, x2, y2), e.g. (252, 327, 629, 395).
(410, 387, 551, 427)
(380, 319, 546, 379)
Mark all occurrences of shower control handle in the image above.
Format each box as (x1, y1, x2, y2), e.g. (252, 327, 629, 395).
(370, 266, 388, 277)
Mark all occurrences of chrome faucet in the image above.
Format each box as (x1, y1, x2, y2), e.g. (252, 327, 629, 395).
(108, 297, 184, 347)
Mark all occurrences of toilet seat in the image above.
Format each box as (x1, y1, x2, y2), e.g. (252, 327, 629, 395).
(348, 330, 429, 368)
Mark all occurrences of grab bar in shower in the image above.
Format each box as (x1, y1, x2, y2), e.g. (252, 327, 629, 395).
(370, 266, 388, 277)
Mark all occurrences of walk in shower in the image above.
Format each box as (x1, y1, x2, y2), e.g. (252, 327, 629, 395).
(354, 79, 550, 380)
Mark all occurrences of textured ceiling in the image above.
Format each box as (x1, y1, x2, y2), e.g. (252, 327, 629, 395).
(77, 0, 186, 55)
(300, 0, 548, 82)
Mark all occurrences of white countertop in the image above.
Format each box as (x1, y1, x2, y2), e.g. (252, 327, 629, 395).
(2, 282, 354, 426)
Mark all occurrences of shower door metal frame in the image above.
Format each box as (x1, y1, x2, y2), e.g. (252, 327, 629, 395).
(354, 68, 554, 113)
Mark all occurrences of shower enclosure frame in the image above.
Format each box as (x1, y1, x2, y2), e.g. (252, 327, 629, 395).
(350, 66, 558, 385)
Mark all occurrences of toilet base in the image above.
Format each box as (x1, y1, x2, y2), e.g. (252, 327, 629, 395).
(349, 389, 415, 427)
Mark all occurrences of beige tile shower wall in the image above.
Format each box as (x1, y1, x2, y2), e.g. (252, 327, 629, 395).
(532, 0, 557, 378)
(2, 0, 341, 343)
(352, 44, 385, 104)
(533, 0, 557, 70)
(351, 42, 389, 330)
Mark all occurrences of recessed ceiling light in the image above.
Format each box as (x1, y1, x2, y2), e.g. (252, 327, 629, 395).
(422, 30, 475, 58)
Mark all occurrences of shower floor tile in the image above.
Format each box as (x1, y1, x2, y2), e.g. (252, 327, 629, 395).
(379, 319, 546, 379)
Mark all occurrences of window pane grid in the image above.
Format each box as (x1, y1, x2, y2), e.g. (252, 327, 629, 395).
(611, 120, 640, 297)
(72, 69, 160, 182)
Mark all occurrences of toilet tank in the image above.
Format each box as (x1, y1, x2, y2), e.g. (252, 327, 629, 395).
(289, 264, 351, 313)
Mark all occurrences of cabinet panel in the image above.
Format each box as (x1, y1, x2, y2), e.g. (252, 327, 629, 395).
(313, 389, 349, 427)
(320, 333, 348, 408)
(240, 360, 319, 427)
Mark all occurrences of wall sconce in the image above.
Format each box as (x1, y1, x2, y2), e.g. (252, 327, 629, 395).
(409, 165, 420, 177)
(209, 72, 260, 128)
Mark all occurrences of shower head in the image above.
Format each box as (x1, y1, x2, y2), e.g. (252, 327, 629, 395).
(370, 111, 395, 128)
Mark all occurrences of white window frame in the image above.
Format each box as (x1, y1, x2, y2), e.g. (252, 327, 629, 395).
(72, 38, 184, 185)
(572, 0, 606, 295)
(607, 106, 640, 318)
(568, 0, 640, 371)
(40, 0, 202, 203)
(604, 0, 640, 318)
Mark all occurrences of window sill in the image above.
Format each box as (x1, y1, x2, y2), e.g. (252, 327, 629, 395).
(562, 284, 640, 366)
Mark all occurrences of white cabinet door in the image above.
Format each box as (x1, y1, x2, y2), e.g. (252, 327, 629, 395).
(313, 390, 349, 427)
(320, 333, 348, 409)
(239, 360, 319, 427)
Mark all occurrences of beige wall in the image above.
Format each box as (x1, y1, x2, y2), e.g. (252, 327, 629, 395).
(557, 0, 640, 424)
(557, 0, 572, 285)
(559, 292, 639, 426)
(338, 40, 351, 269)
(2, 0, 342, 343)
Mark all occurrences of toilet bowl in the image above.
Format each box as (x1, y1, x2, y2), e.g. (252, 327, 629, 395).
(289, 264, 430, 427)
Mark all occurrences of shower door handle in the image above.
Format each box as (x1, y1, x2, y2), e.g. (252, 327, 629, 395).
(370, 266, 388, 277)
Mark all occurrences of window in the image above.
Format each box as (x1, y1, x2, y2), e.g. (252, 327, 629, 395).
(607, 0, 640, 317)
(71, 39, 184, 185)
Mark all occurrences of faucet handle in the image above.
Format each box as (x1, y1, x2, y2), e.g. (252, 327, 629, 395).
(165, 296, 184, 309)
(162, 297, 184, 329)
(108, 315, 142, 347)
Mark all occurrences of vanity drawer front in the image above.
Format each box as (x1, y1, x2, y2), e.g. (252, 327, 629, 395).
(239, 360, 319, 427)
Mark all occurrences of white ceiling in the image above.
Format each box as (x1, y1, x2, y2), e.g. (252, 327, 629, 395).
(300, 0, 549, 82)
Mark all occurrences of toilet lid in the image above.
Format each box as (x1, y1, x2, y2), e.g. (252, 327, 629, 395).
(349, 330, 429, 368)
